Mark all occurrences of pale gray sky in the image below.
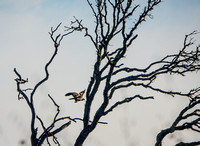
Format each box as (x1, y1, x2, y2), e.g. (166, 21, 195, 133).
(0, 0, 200, 146)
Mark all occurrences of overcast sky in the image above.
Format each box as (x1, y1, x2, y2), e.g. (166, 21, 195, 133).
(0, 0, 200, 146)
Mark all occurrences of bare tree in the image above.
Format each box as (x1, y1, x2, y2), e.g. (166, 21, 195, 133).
(14, 0, 200, 146)
(156, 88, 200, 146)
(14, 23, 94, 146)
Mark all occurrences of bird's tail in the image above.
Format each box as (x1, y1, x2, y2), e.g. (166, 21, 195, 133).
(69, 98, 75, 100)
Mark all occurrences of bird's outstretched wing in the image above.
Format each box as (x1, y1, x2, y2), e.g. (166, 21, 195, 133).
(65, 92, 75, 96)
(69, 97, 75, 100)
(79, 90, 85, 96)
(69, 97, 85, 103)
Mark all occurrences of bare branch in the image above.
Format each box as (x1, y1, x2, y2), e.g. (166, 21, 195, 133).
(108, 31, 200, 100)
(155, 93, 200, 146)
(175, 141, 200, 146)
(14, 1, 200, 146)
(48, 94, 60, 122)
(75, 1, 164, 145)
(104, 95, 154, 115)
(31, 25, 59, 104)
(14, 22, 78, 145)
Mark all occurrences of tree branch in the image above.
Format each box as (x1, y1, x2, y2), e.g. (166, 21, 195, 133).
(104, 95, 154, 115)
(14, 22, 79, 145)
(155, 92, 200, 146)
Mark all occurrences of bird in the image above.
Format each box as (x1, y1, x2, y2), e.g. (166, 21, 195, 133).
(65, 90, 85, 103)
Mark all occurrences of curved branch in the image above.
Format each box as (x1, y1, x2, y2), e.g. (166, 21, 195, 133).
(155, 94, 200, 146)
(175, 141, 200, 146)
(30, 24, 59, 104)
(109, 32, 200, 94)
(104, 95, 154, 115)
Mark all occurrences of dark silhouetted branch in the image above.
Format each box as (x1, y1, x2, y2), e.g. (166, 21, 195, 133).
(175, 141, 200, 146)
(155, 91, 200, 146)
(104, 95, 154, 115)
(14, 0, 200, 146)
(14, 22, 82, 145)
(75, 1, 163, 145)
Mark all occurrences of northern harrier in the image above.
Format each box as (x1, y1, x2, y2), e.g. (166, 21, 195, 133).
(65, 90, 85, 103)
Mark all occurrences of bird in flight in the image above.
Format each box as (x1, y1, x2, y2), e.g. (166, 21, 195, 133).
(65, 90, 85, 103)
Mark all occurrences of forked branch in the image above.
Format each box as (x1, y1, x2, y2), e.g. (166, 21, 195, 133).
(155, 90, 200, 146)
(14, 22, 83, 146)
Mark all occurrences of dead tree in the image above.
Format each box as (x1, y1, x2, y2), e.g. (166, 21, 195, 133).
(14, 23, 87, 146)
(71, 0, 200, 145)
(14, 0, 200, 145)
(155, 87, 200, 146)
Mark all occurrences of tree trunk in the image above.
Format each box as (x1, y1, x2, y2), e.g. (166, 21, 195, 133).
(155, 129, 171, 146)
(74, 128, 91, 146)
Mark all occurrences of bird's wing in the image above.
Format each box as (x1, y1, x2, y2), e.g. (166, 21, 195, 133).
(79, 90, 85, 96)
(69, 97, 75, 100)
(65, 92, 75, 96)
